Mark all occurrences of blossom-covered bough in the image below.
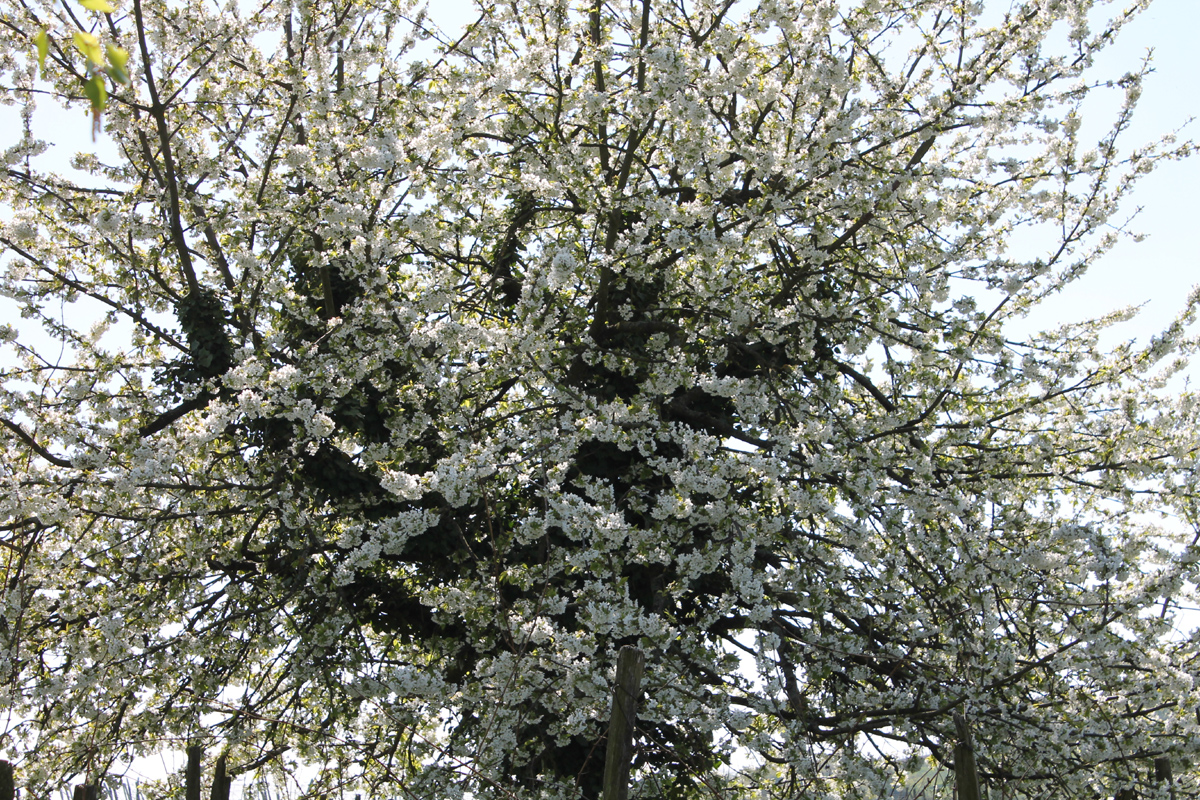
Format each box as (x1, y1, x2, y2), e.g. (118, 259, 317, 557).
(1, 0, 1199, 797)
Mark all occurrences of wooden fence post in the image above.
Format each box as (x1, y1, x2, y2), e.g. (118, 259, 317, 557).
(603, 645, 645, 800)
(209, 752, 232, 800)
(72, 784, 98, 800)
(953, 713, 981, 800)
(186, 745, 204, 800)
(0, 760, 12, 800)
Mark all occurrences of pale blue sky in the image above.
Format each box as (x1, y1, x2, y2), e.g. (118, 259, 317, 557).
(1015, 0, 1200, 347)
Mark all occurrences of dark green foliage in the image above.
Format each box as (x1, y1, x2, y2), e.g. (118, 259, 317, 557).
(176, 287, 234, 378)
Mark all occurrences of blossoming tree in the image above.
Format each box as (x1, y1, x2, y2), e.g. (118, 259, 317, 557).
(2, 0, 1199, 797)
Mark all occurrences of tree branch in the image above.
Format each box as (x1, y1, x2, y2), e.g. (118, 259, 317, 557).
(138, 394, 213, 437)
(133, 0, 199, 294)
(0, 418, 73, 468)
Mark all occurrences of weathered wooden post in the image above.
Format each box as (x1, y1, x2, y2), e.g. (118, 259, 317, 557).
(72, 784, 98, 800)
(603, 645, 645, 800)
(953, 713, 981, 800)
(0, 759, 12, 800)
(210, 753, 232, 800)
(186, 744, 204, 800)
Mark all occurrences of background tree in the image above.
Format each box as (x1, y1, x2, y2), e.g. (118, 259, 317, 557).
(1, 0, 1199, 798)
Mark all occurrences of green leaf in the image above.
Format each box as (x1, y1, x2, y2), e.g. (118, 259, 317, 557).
(83, 73, 107, 138)
(105, 44, 130, 85)
(83, 73, 106, 107)
(105, 64, 130, 86)
(72, 31, 102, 66)
(78, 0, 116, 11)
(105, 43, 128, 71)
(33, 30, 49, 75)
